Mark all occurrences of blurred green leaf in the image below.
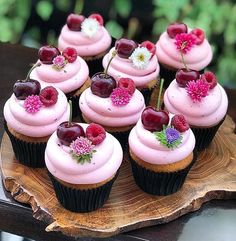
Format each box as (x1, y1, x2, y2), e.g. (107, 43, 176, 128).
(74, 0, 84, 14)
(0, 17, 13, 42)
(16, 0, 31, 17)
(0, 0, 15, 15)
(36, 0, 53, 21)
(105, 20, 124, 39)
(56, 0, 71, 12)
(47, 29, 56, 45)
(224, 22, 236, 45)
(114, 0, 132, 18)
(152, 19, 168, 35)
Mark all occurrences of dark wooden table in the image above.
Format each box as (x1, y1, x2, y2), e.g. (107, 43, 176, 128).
(0, 43, 236, 241)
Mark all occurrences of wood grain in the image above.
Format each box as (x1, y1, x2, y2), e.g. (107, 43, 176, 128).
(0, 116, 236, 238)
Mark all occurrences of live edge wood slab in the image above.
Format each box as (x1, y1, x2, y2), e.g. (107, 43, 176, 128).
(0, 116, 236, 238)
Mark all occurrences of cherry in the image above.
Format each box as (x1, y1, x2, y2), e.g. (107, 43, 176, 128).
(38, 45, 60, 64)
(167, 22, 188, 38)
(115, 38, 138, 58)
(57, 122, 85, 146)
(175, 68, 200, 87)
(190, 28, 205, 45)
(13, 79, 41, 100)
(89, 13, 103, 26)
(66, 14, 85, 31)
(141, 107, 169, 132)
(91, 72, 117, 98)
(140, 41, 156, 57)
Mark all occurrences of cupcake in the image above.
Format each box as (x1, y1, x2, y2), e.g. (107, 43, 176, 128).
(129, 109, 195, 195)
(3, 66, 70, 167)
(156, 22, 213, 87)
(30, 45, 90, 118)
(102, 38, 160, 105)
(45, 122, 123, 212)
(79, 72, 145, 147)
(164, 70, 228, 151)
(58, 13, 112, 75)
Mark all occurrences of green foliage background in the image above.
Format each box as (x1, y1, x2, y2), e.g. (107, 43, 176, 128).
(1, 0, 236, 88)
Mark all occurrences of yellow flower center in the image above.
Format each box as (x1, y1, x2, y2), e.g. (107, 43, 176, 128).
(137, 54, 145, 61)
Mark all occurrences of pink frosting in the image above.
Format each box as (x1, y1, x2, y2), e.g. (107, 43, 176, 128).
(30, 57, 89, 94)
(45, 123, 123, 184)
(3, 88, 70, 137)
(156, 31, 212, 70)
(129, 119, 195, 165)
(79, 88, 145, 127)
(58, 25, 112, 56)
(102, 48, 160, 87)
(164, 80, 228, 126)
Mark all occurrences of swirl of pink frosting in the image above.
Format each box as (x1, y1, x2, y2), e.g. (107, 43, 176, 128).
(129, 119, 195, 165)
(164, 80, 228, 126)
(156, 31, 212, 70)
(3, 88, 70, 137)
(45, 123, 123, 184)
(58, 25, 112, 56)
(30, 57, 89, 94)
(79, 88, 145, 127)
(102, 48, 160, 87)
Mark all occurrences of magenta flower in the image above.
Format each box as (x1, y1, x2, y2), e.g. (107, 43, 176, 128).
(110, 87, 131, 106)
(24, 95, 43, 113)
(70, 137, 96, 164)
(52, 55, 67, 70)
(186, 79, 210, 102)
(175, 33, 196, 54)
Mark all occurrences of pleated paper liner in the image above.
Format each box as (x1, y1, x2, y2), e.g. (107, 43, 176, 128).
(4, 122, 46, 168)
(129, 151, 197, 196)
(48, 171, 119, 213)
(191, 116, 226, 152)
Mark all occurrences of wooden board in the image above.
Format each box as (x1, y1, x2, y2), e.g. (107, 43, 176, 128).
(1, 116, 236, 238)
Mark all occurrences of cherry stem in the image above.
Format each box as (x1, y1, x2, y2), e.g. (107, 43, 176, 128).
(157, 78, 164, 110)
(69, 100, 72, 125)
(180, 42, 189, 71)
(25, 62, 41, 81)
(104, 50, 117, 78)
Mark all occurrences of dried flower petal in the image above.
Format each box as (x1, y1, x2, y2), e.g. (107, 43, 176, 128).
(129, 47, 152, 69)
(24, 95, 43, 113)
(110, 87, 131, 106)
(175, 33, 196, 54)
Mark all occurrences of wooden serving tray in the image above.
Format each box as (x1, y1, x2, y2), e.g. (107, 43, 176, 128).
(1, 116, 236, 238)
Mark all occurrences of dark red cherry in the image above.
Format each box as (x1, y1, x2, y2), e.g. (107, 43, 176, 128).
(115, 38, 138, 58)
(175, 68, 200, 87)
(57, 122, 85, 146)
(91, 72, 117, 98)
(38, 45, 60, 64)
(141, 107, 169, 132)
(13, 79, 41, 100)
(167, 22, 188, 38)
(66, 14, 85, 31)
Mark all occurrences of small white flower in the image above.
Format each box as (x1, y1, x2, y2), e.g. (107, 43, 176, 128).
(81, 18, 99, 38)
(129, 47, 152, 69)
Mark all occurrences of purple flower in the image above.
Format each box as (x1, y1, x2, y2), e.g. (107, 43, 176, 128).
(166, 128, 180, 144)
(52, 55, 67, 70)
(70, 137, 95, 156)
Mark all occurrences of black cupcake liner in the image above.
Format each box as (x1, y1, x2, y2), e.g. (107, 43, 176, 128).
(86, 37, 117, 76)
(191, 116, 226, 152)
(48, 171, 118, 213)
(129, 151, 197, 196)
(109, 129, 131, 151)
(4, 122, 46, 168)
(66, 94, 81, 120)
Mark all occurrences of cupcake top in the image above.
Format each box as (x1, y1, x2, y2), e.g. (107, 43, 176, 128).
(102, 39, 160, 88)
(4, 79, 70, 137)
(79, 76, 145, 127)
(156, 23, 212, 70)
(164, 71, 228, 127)
(129, 110, 195, 165)
(30, 45, 89, 94)
(58, 13, 112, 57)
(45, 123, 123, 184)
